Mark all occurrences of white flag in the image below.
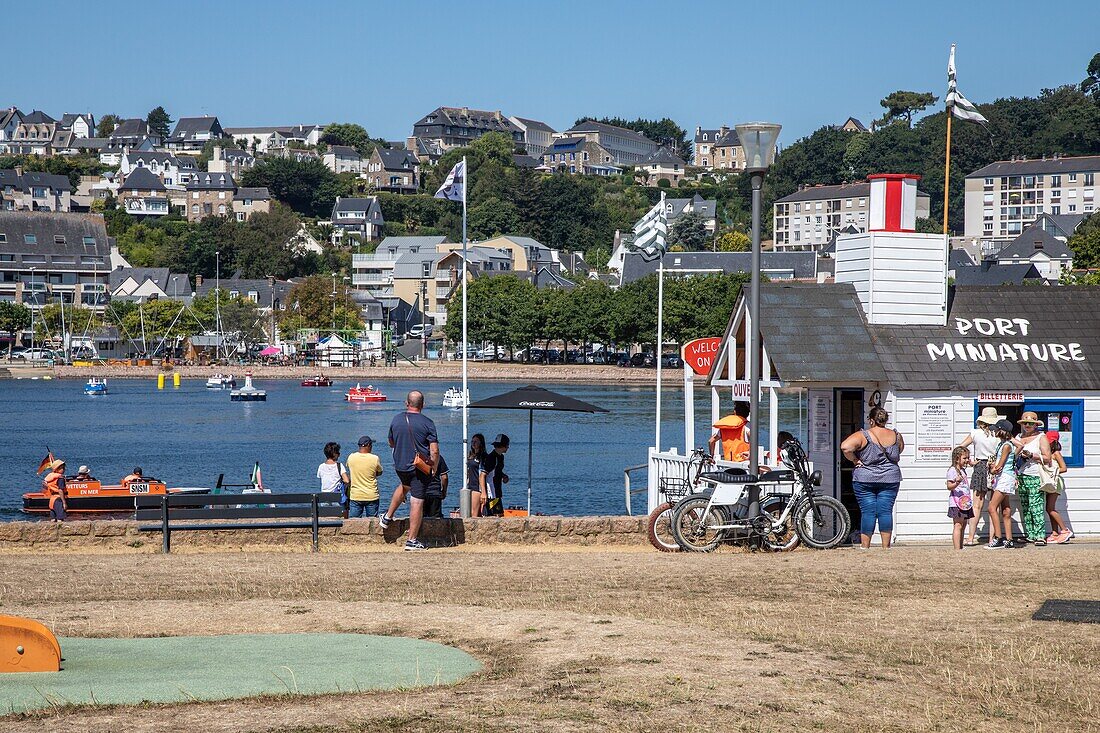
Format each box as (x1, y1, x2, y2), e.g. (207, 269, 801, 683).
(628, 197, 669, 262)
(434, 159, 465, 202)
(947, 44, 989, 125)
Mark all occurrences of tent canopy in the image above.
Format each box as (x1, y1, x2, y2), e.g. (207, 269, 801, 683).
(259, 346, 280, 356)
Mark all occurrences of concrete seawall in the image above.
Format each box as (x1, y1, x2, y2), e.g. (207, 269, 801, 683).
(0, 516, 649, 553)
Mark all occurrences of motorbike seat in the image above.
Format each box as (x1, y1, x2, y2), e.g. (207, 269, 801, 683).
(699, 469, 755, 484)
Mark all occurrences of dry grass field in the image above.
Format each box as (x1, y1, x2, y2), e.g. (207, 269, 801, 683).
(1, 544, 1098, 732)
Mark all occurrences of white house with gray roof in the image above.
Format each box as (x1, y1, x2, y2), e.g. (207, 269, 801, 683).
(109, 267, 191, 302)
(994, 222, 1073, 280)
(330, 196, 384, 246)
(166, 116, 225, 152)
(351, 235, 448, 298)
(322, 145, 362, 175)
(563, 120, 659, 165)
(0, 169, 71, 212)
(508, 116, 557, 157)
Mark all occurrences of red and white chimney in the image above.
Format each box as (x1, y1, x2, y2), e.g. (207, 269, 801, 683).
(867, 173, 921, 233)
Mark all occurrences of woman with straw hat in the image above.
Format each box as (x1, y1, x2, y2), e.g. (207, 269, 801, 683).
(1014, 411, 1052, 545)
(958, 407, 1003, 546)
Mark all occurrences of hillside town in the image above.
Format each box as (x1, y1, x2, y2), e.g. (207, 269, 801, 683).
(2, 54, 1100, 365)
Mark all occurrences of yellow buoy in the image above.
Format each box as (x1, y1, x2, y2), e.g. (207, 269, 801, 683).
(157, 373, 165, 390)
(173, 372, 181, 388)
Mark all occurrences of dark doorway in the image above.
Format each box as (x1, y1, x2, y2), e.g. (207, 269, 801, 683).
(836, 389, 865, 536)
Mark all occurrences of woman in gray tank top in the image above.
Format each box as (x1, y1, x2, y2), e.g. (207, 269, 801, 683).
(840, 406, 905, 549)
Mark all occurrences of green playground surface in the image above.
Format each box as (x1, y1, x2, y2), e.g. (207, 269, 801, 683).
(0, 633, 480, 714)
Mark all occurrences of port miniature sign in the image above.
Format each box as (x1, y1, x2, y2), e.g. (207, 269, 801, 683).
(926, 318, 1085, 363)
(682, 337, 721, 375)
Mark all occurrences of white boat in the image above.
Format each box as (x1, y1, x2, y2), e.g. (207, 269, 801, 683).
(442, 386, 469, 408)
(206, 373, 236, 389)
(230, 373, 266, 402)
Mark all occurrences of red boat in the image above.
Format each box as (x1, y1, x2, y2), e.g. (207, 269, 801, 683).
(300, 374, 332, 387)
(345, 383, 387, 403)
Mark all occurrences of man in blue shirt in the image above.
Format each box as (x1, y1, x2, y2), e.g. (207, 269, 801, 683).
(380, 390, 439, 551)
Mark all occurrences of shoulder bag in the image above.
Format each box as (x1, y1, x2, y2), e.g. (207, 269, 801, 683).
(405, 414, 435, 474)
(1037, 456, 1058, 493)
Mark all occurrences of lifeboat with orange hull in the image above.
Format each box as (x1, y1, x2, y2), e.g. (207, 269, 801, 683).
(345, 383, 387, 403)
(21, 479, 207, 516)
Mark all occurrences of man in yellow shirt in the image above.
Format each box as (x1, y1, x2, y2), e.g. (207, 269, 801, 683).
(346, 435, 384, 518)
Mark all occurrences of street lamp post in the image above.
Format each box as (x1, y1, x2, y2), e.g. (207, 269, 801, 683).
(734, 121, 782, 518)
(28, 267, 37, 356)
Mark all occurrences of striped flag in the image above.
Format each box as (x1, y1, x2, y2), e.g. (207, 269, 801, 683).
(36, 448, 54, 475)
(628, 196, 669, 262)
(947, 44, 989, 125)
(434, 159, 466, 202)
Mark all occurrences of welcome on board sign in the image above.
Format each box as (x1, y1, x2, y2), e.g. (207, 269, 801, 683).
(681, 337, 722, 375)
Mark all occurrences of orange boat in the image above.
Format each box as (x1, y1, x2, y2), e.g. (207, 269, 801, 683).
(345, 383, 387, 403)
(22, 477, 206, 516)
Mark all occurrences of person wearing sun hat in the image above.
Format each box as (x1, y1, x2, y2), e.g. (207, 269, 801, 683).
(957, 407, 1004, 545)
(42, 459, 67, 521)
(1014, 411, 1052, 546)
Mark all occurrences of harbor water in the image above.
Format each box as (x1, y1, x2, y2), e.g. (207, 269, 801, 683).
(0, 378, 806, 519)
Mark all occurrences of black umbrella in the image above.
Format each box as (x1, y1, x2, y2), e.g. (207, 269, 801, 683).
(468, 385, 608, 514)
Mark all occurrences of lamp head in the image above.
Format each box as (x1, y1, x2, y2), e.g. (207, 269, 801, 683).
(735, 122, 782, 172)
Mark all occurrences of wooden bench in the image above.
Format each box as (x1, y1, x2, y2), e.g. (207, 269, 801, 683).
(136, 493, 344, 553)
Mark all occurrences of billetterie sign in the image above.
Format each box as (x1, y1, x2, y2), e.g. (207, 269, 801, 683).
(927, 318, 1085, 363)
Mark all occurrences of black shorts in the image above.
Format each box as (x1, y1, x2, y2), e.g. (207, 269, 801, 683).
(396, 469, 430, 500)
(423, 496, 444, 518)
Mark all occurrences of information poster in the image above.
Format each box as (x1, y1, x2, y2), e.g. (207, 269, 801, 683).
(810, 394, 833, 454)
(914, 401, 955, 464)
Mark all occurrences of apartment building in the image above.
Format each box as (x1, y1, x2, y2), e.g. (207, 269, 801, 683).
(0, 211, 112, 317)
(392, 245, 512, 326)
(412, 107, 523, 151)
(350, 235, 447, 298)
(562, 120, 658, 165)
(773, 181, 931, 251)
(0, 168, 71, 212)
(508, 116, 557, 157)
(185, 171, 236, 222)
(541, 137, 618, 176)
(693, 126, 745, 171)
(964, 154, 1100, 246)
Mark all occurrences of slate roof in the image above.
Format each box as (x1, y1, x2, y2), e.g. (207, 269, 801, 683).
(374, 235, 447, 256)
(59, 113, 93, 129)
(120, 167, 166, 192)
(638, 148, 687, 167)
(747, 283, 887, 384)
(414, 107, 521, 133)
(966, 155, 1100, 179)
(996, 224, 1073, 260)
(621, 250, 817, 285)
(548, 137, 587, 152)
(332, 196, 382, 214)
(949, 248, 975, 268)
(375, 148, 417, 170)
(168, 116, 223, 141)
(0, 211, 110, 265)
(513, 153, 541, 169)
(567, 120, 653, 142)
(664, 194, 717, 221)
(195, 274, 292, 306)
(952, 263, 1042, 286)
(109, 119, 153, 139)
(714, 128, 741, 147)
(1034, 212, 1087, 240)
(840, 117, 868, 131)
(109, 267, 190, 296)
(393, 249, 442, 279)
(0, 170, 71, 192)
(186, 172, 235, 190)
(327, 145, 360, 158)
(21, 110, 55, 125)
(235, 187, 270, 200)
(513, 117, 555, 134)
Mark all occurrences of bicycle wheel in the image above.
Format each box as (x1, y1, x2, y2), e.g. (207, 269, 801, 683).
(760, 496, 799, 552)
(646, 501, 679, 552)
(671, 494, 726, 552)
(792, 495, 851, 550)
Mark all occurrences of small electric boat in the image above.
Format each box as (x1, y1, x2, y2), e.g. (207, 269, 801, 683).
(442, 386, 469, 408)
(21, 477, 208, 515)
(206, 373, 236, 389)
(300, 374, 332, 387)
(345, 383, 386, 403)
(83, 378, 108, 395)
(230, 373, 266, 402)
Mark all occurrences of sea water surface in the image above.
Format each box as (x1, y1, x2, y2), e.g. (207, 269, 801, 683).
(0, 378, 733, 520)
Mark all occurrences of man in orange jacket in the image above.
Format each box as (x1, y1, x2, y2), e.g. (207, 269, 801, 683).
(42, 459, 67, 521)
(708, 402, 752, 463)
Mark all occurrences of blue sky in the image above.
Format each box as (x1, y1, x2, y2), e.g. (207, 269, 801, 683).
(3, 0, 1097, 144)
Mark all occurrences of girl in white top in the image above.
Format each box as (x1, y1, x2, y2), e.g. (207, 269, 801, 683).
(957, 408, 1002, 545)
(985, 420, 1018, 550)
(316, 441, 350, 506)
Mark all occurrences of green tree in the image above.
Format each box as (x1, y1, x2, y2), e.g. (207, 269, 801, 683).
(231, 204, 303, 279)
(146, 106, 173, 138)
(1068, 211, 1100, 268)
(878, 91, 938, 128)
(279, 276, 360, 337)
(715, 230, 750, 252)
(1082, 52, 1100, 100)
(241, 158, 351, 218)
(574, 116, 692, 160)
(321, 122, 384, 156)
(0, 302, 31, 355)
(468, 196, 520, 238)
(668, 212, 708, 251)
(915, 217, 941, 234)
(96, 114, 120, 137)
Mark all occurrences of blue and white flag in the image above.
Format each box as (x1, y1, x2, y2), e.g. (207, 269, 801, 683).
(947, 44, 988, 125)
(434, 159, 466, 202)
(628, 196, 669, 262)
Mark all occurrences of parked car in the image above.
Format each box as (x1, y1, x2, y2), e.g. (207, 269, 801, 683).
(585, 351, 609, 365)
(545, 348, 563, 364)
(661, 354, 685, 368)
(565, 349, 584, 364)
(630, 352, 656, 368)
(10, 348, 55, 361)
(616, 352, 632, 367)
(523, 347, 547, 363)
(407, 324, 434, 339)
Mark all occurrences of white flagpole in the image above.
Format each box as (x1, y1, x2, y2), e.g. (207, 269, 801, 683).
(654, 191, 666, 452)
(461, 156, 469, 508)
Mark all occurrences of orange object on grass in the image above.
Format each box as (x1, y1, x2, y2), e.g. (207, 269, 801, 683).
(0, 615, 61, 673)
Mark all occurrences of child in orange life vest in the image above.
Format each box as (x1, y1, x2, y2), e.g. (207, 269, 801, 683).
(709, 402, 751, 462)
(42, 459, 67, 521)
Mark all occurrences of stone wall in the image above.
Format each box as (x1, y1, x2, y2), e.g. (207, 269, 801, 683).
(0, 516, 648, 553)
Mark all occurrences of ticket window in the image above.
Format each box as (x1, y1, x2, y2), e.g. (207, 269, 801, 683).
(975, 399, 1084, 468)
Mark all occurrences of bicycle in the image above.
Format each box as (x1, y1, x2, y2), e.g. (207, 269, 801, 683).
(648, 448, 796, 552)
(671, 439, 850, 552)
